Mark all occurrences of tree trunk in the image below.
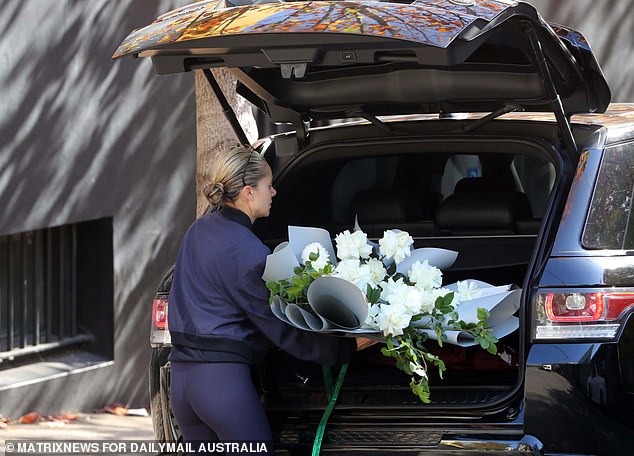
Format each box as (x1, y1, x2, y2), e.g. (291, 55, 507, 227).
(195, 69, 258, 217)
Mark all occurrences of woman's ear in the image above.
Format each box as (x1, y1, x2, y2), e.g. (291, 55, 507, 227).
(240, 185, 253, 200)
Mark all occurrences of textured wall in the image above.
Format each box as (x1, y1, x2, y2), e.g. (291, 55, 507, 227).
(528, 0, 634, 102)
(0, 0, 195, 414)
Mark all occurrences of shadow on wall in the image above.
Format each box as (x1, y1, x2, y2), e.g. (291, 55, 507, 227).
(527, 0, 634, 102)
(0, 0, 196, 413)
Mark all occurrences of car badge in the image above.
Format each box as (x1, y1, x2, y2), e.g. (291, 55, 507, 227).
(449, 0, 476, 6)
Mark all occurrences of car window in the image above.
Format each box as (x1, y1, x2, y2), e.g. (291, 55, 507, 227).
(583, 143, 634, 250)
(259, 150, 554, 242)
(440, 154, 481, 198)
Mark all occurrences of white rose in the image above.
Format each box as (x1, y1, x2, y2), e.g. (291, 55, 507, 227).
(379, 277, 409, 300)
(367, 258, 387, 285)
(376, 304, 413, 337)
(384, 285, 423, 315)
(335, 230, 372, 260)
(300, 242, 330, 270)
(332, 259, 372, 292)
(408, 260, 443, 292)
(378, 229, 413, 264)
(455, 280, 482, 303)
(351, 230, 373, 259)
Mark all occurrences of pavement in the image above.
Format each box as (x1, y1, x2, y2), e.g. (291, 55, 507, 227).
(1, 412, 154, 455)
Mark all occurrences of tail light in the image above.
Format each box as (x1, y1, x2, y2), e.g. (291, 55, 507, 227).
(534, 289, 634, 340)
(151, 297, 171, 346)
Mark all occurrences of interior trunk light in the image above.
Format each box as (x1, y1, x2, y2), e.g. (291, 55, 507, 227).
(153, 299, 169, 329)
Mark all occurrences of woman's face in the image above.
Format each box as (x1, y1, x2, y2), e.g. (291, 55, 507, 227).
(249, 164, 277, 220)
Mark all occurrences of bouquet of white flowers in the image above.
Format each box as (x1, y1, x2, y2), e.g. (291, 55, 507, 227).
(263, 225, 519, 403)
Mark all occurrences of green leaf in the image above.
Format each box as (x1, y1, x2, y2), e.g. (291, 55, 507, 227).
(437, 305, 453, 314)
(477, 307, 490, 322)
(293, 266, 304, 275)
(366, 285, 381, 304)
(434, 327, 444, 347)
(387, 261, 397, 276)
(286, 286, 304, 300)
(392, 272, 406, 282)
(309, 252, 319, 262)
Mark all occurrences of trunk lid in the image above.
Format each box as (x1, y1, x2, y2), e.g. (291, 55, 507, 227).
(113, 0, 610, 127)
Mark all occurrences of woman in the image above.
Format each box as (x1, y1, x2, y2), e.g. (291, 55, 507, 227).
(167, 146, 357, 451)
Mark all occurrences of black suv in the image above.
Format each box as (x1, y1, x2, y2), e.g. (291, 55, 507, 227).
(115, 1, 634, 454)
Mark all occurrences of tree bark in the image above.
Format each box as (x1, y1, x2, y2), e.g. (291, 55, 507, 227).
(195, 69, 257, 217)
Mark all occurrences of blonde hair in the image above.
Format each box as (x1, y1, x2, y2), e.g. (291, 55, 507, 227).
(203, 146, 267, 207)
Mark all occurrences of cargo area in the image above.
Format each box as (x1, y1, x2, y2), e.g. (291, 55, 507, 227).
(255, 121, 560, 412)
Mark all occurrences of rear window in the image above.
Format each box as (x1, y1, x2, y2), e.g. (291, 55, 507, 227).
(583, 143, 634, 250)
(260, 149, 554, 241)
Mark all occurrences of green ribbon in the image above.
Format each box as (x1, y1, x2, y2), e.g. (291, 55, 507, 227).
(312, 363, 349, 456)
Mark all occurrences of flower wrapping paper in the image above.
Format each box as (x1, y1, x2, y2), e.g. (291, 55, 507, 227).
(263, 226, 520, 346)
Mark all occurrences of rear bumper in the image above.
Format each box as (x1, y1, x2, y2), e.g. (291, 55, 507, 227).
(277, 435, 551, 455)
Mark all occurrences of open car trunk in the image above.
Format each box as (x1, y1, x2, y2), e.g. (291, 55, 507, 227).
(251, 117, 573, 438)
(112, 0, 610, 449)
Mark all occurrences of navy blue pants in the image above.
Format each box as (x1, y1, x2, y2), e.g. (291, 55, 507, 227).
(170, 362, 272, 453)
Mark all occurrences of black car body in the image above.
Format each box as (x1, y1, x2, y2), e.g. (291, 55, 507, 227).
(115, 1, 634, 454)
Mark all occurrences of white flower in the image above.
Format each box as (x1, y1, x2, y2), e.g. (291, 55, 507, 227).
(332, 259, 372, 292)
(367, 258, 387, 285)
(409, 362, 428, 378)
(408, 260, 443, 292)
(383, 284, 423, 315)
(376, 304, 413, 337)
(379, 277, 409, 300)
(335, 230, 373, 260)
(454, 280, 482, 303)
(378, 230, 413, 264)
(300, 242, 330, 270)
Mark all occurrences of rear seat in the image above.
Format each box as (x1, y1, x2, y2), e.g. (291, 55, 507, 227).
(435, 177, 535, 235)
(347, 188, 435, 238)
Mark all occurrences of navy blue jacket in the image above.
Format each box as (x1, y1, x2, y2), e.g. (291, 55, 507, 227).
(168, 206, 356, 366)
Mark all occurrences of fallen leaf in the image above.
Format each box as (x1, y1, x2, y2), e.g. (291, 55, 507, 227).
(18, 412, 40, 424)
(104, 405, 128, 416)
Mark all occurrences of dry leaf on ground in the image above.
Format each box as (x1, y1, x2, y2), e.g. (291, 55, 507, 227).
(18, 412, 40, 424)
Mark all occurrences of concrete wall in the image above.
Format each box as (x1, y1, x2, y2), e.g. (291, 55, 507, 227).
(528, 0, 634, 102)
(0, 0, 195, 415)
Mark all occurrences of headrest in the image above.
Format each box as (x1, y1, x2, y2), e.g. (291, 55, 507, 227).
(436, 181, 532, 232)
(454, 177, 511, 194)
(350, 188, 424, 223)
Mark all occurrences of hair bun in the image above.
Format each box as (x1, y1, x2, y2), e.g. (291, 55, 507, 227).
(204, 182, 225, 206)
